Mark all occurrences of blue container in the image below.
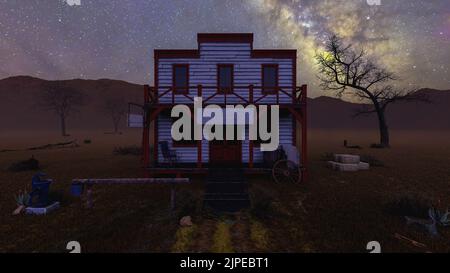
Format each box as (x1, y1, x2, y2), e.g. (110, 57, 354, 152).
(70, 184, 84, 197)
(30, 173, 52, 207)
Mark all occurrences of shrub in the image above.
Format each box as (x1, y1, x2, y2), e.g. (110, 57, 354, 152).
(211, 222, 234, 253)
(171, 225, 197, 253)
(15, 191, 30, 206)
(320, 152, 334, 162)
(113, 145, 141, 156)
(386, 194, 432, 218)
(249, 187, 276, 220)
(8, 156, 40, 172)
(175, 189, 201, 218)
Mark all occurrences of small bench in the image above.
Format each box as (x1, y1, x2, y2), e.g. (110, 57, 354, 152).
(71, 178, 190, 210)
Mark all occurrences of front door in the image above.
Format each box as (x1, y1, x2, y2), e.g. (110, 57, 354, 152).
(209, 140, 241, 166)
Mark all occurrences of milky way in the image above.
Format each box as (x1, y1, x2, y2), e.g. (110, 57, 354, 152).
(0, 0, 449, 97)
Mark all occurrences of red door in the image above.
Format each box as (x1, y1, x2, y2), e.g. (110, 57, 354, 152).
(209, 141, 242, 166)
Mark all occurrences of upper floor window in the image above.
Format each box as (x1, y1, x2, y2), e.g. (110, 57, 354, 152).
(262, 64, 279, 94)
(218, 64, 234, 94)
(173, 64, 189, 94)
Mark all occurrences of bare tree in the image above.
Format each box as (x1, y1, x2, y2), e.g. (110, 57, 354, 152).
(37, 82, 85, 136)
(103, 97, 126, 134)
(315, 35, 428, 148)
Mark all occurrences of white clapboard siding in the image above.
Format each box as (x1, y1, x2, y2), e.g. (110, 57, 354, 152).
(157, 42, 294, 104)
(157, 114, 294, 164)
(155, 41, 296, 164)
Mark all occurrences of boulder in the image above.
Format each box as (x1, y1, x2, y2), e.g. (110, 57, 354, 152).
(358, 162, 370, 170)
(328, 161, 359, 172)
(12, 205, 25, 215)
(180, 216, 193, 227)
(334, 154, 360, 164)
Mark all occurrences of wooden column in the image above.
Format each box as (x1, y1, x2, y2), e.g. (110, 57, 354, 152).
(248, 85, 254, 168)
(142, 85, 151, 168)
(301, 85, 308, 183)
(197, 85, 203, 168)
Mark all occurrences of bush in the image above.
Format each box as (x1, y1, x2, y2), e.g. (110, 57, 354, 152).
(8, 156, 40, 172)
(385, 194, 432, 218)
(360, 154, 384, 167)
(175, 189, 201, 218)
(320, 152, 334, 162)
(249, 187, 276, 220)
(113, 145, 141, 156)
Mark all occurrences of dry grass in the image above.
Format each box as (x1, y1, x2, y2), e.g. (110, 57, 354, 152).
(211, 221, 234, 253)
(0, 129, 450, 252)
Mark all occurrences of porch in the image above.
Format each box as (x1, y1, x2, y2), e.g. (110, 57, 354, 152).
(145, 163, 271, 177)
(138, 84, 308, 182)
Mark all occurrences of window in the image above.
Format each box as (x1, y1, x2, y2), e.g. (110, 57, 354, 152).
(172, 117, 197, 147)
(262, 64, 278, 94)
(173, 64, 189, 94)
(217, 64, 233, 94)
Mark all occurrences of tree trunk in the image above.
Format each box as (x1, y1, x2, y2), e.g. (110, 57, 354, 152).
(113, 121, 119, 134)
(60, 115, 67, 137)
(375, 106, 390, 148)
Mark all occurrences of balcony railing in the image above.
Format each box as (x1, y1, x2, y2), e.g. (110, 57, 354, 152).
(146, 85, 307, 106)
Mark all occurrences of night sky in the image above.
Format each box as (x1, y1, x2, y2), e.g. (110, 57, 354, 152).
(1, 0, 449, 97)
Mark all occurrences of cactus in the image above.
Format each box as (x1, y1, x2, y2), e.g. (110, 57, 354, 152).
(14, 191, 30, 207)
(429, 207, 450, 227)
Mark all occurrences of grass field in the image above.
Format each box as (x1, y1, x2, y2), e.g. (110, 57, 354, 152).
(1, 129, 449, 253)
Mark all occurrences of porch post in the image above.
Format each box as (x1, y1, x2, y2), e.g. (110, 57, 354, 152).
(142, 85, 150, 168)
(249, 85, 254, 169)
(197, 85, 203, 168)
(301, 85, 308, 182)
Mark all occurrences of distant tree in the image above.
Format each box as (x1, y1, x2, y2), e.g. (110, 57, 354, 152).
(315, 35, 428, 148)
(37, 82, 85, 136)
(103, 97, 126, 134)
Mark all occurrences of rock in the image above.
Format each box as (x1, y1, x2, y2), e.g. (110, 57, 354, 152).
(328, 161, 359, 172)
(12, 205, 25, 215)
(358, 162, 370, 170)
(334, 154, 360, 164)
(180, 216, 193, 227)
(25, 202, 60, 215)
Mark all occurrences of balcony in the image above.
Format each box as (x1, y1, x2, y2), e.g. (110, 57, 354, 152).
(146, 85, 307, 107)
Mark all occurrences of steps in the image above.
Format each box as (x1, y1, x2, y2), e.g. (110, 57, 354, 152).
(327, 154, 370, 172)
(203, 168, 250, 213)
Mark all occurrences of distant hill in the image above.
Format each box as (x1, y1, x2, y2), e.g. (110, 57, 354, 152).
(0, 76, 448, 132)
(0, 76, 143, 132)
(308, 89, 450, 130)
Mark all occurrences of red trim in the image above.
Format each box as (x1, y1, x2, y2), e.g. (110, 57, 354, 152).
(261, 64, 279, 95)
(252, 50, 297, 59)
(217, 64, 234, 94)
(155, 50, 199, 59)
(153, 117, 158, 165)
(209, 141, 242, 166)
(198, 33, 253, 44)
(172, 64, 189, 94)
(142, 85, 150, 167)
(153, 55, 159, 165)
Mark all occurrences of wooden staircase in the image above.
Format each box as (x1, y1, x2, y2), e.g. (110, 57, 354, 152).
(203, 168, 250, 213)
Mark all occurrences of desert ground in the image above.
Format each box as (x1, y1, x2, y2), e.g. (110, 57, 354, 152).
(0, 129, 449, 253)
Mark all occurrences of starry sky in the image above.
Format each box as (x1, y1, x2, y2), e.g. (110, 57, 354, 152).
(1, 0, 449, 97)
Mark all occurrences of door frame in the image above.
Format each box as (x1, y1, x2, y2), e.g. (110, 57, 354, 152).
(209, 140, 242, 166)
